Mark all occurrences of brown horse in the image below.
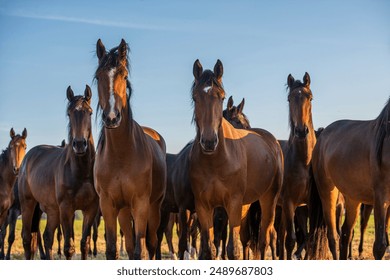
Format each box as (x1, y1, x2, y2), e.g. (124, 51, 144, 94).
(18, 85, 98, 260)
(311, 96, 390, 260)
(189, 59, 283, 260)
(278, 72, 316, 260)
(0, 128, 27, 259)
(94, 39, 166, 260)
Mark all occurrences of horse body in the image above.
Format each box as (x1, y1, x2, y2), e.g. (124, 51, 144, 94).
(0, 128, 27, 259)
(190, 60, 283, 260)
(18, 86, 98, 260)
(311, 99, 390, 259)
(277, 73, 316, 260)
(94, 39, 166, 260)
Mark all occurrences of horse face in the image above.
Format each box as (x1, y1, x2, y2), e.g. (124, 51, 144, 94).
(287, 72, 313, 140)
(9, 128, 27, 174)
(95, 39, 129, 129)
(67, 86, 93, 155)
(223, 96, 250, 129)
(192, 59, 225, 154)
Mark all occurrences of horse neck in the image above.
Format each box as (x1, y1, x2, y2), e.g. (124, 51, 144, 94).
(288, 123, 316, 166)
(66, 135, 95, 177)
(102, 107, 139, 155)
(0, 150, 16, 188)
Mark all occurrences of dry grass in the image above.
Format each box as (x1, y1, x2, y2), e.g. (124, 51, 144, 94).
(3, 213, 389, 260)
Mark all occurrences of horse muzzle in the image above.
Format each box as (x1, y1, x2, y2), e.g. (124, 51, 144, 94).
(72, 138, 88, 155)
(294, 125, 309, 140)
(200, 135, 219, 154)
(102, 110, 122, 129)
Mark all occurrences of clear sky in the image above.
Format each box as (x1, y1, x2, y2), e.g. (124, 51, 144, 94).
(1, 0, 389, 153)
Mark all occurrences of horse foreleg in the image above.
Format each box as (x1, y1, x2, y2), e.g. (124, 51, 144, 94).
(5, 208, 19, 260)
(133, 199, 149, 260)
(43, 211, 60, 260)
(260, 192, 278, 260)
(165, 213, 178, 259)
(156, 207, 170, 260)
(321, 188, 339, 260)
(357, 204, 372, 258)
(340, 198, 360, 259)
(226, 201, 242, 260)
(118, 207, 134, 259)
(59, 205, 75, 260)
(146, 201, 162, 260)
(100, 195, 119, 260)
(373, 194, 388, 260)
(81, 204, 99, 260)
(196, 204, 215, 260)
(20, 200, 37, 260)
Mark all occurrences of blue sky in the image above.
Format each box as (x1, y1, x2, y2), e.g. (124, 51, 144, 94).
(0, 0, 389, 153)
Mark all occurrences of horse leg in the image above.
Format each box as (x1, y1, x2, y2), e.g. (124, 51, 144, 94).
(177, 208, 188, 259)
(165, 213, 177, 260)
(92, 211, 101, 257)
(0, 216, 7, 259)
(118, 207, 134, 259)
(196, 204, 215, 260)
(282, 201, 296, 260)
(358, 204, 372, 258)
(190, 215, 199, 258)
(59, 204, 75, 260)
(259, 190, 278, 260)
(294, 206, 308, 260)
(156, 208, 170, 260)
(239, 205, 251, 260)
(5, 208, 19, 260)
(43, 211, 60, 260)
(20, 200, 37, 260)
(339, 198, 360, 259)
(80, 204, 99, 260)
(132, 199, 150, 260)
(226, 201, 243, 260)
(100, 195, 119, 259)
(56, 225, 62, 257)
(213, 207, 227, 259)
(373, 194, 388, 260)
(146, 201, 162, 260)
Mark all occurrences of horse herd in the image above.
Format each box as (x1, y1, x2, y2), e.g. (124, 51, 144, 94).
(0, 38, 389, 260)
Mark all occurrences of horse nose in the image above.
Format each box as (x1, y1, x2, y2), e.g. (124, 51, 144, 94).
(13, 166, 19, 175)
(294, 125, 309, 139)
(103, 110, 121, 128)
(72, 138, 88, 154)
(200, 133, 219, 153)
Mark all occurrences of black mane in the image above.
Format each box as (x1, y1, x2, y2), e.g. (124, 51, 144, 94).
(374, 97, 390, 166)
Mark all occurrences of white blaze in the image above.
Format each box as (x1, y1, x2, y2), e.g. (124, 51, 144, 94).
(203, 86, 212, 93)
(108, 68, 116, 119)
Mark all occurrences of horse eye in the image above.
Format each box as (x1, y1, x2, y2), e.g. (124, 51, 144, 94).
(124, 76, 128, 80)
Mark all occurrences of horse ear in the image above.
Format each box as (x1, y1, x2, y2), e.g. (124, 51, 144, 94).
(84, 85, 92, 103)
(96, 39, 106, 62)
(10, 128, 15, 139)
(214, 59, 223, 81)
(118, 39, 127, 63)
(303, 72, 311, 87)
(287, 74, 295, 88)
(237, 98, 245, 114)
(66, 86, 74, 102)
(227, 96, 234, 110)
(193, 59, 203, 81)
(22, 128, 27, 139)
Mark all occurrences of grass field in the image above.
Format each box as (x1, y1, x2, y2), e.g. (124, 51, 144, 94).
(2, 214, 390, 260)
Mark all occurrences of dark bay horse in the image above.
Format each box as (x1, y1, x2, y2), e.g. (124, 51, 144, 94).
(278, 72, 316, 260)
(18, 85, 98, 260)
(94, 39, 166, 260)
(311, 96, 390, 259)
(0, 128, 27, 259)
(189, 59, 283, 260)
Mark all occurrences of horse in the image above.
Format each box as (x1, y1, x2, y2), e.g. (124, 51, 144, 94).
(94, 39, 166, 260)
(18, 85, 98, 260)
(189, 59, 283, 260)
(277, 72, 316, 260)
(0, 128, 27, 259)
(310, 96, 390, 260)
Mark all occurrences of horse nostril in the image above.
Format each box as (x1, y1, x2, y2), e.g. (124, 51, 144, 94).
(116, 111, 120, 119)
(83, 139, 87, 147)
(305, 126, 309, 135)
